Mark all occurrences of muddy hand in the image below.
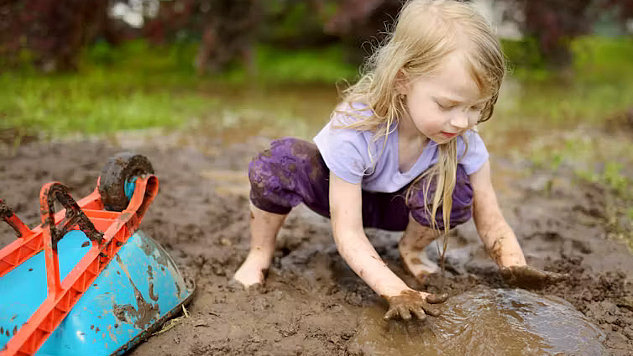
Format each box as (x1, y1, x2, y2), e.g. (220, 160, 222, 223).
(500, 265, 566, 289)
(383, 290, 448, 321)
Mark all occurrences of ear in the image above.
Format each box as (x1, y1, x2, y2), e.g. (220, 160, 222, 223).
(395, 70, 409, 96)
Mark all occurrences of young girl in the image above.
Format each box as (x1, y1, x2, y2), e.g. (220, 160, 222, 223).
(234, 0, 562, 320)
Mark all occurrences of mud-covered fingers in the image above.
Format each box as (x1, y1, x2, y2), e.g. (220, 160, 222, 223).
(384, 289, 445, 320)
(397, 305, 412, 320)
(501, 265, 566, 288)
(384, 307, 399, 320)
(545, 270, 566, 283)
(500, 266, 515, 281)
(420, 302, 441, 317)
(426, 293, 448, 304)
(411, 307, 427, 320)
(384, 306, 412, 320)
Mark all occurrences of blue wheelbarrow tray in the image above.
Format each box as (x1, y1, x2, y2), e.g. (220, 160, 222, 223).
(1, 230, 194, 355)
(1, 153, 194, 356)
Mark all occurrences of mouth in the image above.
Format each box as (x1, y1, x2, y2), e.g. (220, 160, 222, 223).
(440, 131, 458, 139)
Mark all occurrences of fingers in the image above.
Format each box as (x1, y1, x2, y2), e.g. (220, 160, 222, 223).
(421, 303, 441, 317)
(426, 293, 448, 304)
(398, 305, 412, 320)
(384, 307, 399, 320)
(501, 265, 567, 289)
(384, 305, 428, 321)
(412, 307, 427, 320)
(384, 289, 446, 321)
(546, 271, 566, 283)
(500, 266, 515, 282)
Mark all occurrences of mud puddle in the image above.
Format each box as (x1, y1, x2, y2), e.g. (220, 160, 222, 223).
(350, 286, 605, 356)
(0, 132, 632, 355)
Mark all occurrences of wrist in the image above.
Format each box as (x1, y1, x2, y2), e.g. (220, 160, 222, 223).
(379, 283, 411, 298)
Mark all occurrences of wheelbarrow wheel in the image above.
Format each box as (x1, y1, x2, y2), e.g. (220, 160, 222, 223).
(99, 152, 154, 211)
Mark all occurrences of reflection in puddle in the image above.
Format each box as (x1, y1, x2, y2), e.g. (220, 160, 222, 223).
(351, 287, 605, 356)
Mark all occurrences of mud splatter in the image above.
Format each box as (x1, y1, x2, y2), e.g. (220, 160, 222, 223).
(147, 265, 158, 302)
(113, 254, 160, 329)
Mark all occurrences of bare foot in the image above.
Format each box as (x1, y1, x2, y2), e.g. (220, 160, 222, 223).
(399, 249, 440, 282)
(233, 252, 270, 288)
(398, 216, 441, 282)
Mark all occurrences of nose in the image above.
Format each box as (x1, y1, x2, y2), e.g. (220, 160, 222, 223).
(450, 111, 469, 130)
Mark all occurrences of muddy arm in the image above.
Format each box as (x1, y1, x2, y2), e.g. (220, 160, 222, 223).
(469, 161, 526, 267)
(329, 172, 409, 296)
(329, 173, 447, 319)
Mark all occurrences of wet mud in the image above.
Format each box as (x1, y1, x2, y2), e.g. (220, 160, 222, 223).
(351, 286, 606, 356)
(1, 133, 632, 355)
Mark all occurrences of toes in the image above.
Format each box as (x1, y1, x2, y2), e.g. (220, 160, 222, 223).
(229, 276, 264, 291)
(245, 282, 265, 294)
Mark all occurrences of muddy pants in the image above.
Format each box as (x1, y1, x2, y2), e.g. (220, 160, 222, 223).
(249, 138, 473, 231)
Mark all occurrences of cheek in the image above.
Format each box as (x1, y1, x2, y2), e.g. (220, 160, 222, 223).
(468, 112, 480, 127)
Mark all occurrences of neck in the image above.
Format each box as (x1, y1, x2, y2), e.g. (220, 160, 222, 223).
(398, 111, 428, 145)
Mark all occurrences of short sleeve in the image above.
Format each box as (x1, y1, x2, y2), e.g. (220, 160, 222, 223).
(459, 130, 489, 175)
(313, 121, 370, 184)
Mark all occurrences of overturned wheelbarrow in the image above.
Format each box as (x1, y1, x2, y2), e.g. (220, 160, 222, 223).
(0, 153, 195, 356)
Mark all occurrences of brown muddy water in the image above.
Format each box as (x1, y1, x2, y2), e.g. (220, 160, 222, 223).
(351, 287, 605, 356)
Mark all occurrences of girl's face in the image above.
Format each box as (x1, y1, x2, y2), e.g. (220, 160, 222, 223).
(401, 52, 487, 143)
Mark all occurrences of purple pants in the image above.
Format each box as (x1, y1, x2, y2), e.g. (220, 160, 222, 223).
(249, 138, 473, 231)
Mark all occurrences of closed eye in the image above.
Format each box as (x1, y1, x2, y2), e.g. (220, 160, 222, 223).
(437, 102, 455, 110)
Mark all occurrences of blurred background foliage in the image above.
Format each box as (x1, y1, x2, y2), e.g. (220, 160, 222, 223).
(0, 0, 632, 140)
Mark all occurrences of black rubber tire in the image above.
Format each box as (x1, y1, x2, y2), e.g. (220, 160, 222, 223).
(98, 152, 154, 211)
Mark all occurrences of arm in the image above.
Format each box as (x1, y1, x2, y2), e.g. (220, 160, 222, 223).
(329, 172, 446, 319)
(470, 161, 564, 288)
(329, 172, 409, 296)
(470, 160, 526, 267)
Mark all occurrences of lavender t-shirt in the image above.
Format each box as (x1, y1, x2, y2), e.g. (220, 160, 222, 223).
(313, 120, 489, 193)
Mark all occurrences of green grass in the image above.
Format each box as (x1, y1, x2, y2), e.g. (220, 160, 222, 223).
(497, 36, 633, 129)
(0, 40, 355, 138)
(1, 36, 632, 139)
(0, 41, 211, 137)
(0, 72, 211, 136)
(221, 45, 357, 84)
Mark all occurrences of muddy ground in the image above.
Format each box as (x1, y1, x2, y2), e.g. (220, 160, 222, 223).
(1, 132, 632, 355)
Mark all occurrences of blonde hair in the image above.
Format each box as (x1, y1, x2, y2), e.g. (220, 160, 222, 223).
(336, 0, 505, 236)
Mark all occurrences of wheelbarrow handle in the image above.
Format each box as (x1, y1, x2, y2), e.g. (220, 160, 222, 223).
(39, 183, 104, 250)
(0, 198, 31, 238)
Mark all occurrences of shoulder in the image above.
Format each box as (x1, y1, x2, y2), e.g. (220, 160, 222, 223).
(316, 101, 379, 148)
(331, 101, 375, 127)
(312, 102, 384, 184)
(458, 129, 489, 175)
(462, 129, 486, 151)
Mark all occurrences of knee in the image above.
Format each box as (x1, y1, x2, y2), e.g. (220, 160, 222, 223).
(248, 137, 322, 196)
(248, 141, 290, 195)
(408, 165, 473, 230)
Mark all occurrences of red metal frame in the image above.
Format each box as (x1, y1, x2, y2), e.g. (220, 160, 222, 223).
(0, 175, 159, 356)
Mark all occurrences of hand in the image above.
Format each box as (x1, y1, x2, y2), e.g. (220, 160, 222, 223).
(500, 265, 566, 289)
(383, 289, 448, 321)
